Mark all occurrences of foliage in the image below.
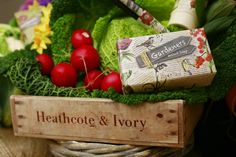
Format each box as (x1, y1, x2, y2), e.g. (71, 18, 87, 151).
(50, 0, 79, 26)
(6, 58, 89, 97)
(134, 0, 175, 21)
(51, 14, 76, 64)
(5, 58, 209, 105)
(4, 21, 236, 106)
(50, 0, 115, 31)
(0, 24, 21, 56)
(0, 45, 37, 75)
(2, 0, 236, 106)
(93, 16, 156, 71)
(207, 21, 236, 101)
(91, 88, 208, 105)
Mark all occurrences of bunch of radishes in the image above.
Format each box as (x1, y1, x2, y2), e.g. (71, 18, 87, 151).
(36, 29, 122, 93)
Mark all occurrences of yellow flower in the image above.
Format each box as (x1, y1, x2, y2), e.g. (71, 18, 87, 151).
(28, 0, 41, 11)
(40, 3, 52, 24)
(31, 3, 53, 54)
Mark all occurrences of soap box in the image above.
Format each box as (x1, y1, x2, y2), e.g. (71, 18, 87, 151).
(117, 28, 217, 93)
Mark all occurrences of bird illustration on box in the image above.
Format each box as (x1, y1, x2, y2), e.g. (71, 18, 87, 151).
(182, 59, 194, 75)
(136, 37, 155, 49)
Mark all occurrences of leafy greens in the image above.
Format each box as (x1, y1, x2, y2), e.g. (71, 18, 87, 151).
(93, 15, 157, 71)
(135, 0, 175, 21)
(2, 0, 236, 106)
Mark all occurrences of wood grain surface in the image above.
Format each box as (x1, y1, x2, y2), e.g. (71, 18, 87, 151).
(10, 96, 203, 148)
(11, 96, 188, 147)
(0, 128, 53, 157)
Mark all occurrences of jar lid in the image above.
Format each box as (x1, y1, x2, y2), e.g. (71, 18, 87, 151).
(168, 10, 198, 30)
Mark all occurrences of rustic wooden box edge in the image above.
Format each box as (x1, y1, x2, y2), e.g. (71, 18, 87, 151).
(10, 95, 203, 148)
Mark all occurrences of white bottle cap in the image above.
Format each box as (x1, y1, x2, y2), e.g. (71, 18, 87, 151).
(169, 10, 198, 29)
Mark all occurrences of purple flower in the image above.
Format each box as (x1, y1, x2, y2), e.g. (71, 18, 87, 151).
(20, 0, 33, 10)
(20, 0, 51, 10)
(38, 0, 52, 6)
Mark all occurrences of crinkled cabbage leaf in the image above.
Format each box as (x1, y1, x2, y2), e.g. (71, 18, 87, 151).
(93, 15, 156, 71)
(135, 0, 175, 21)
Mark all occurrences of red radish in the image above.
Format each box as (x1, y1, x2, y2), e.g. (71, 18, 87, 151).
(84, 70, 105, 91)
(101, 71, 123, 93)
(71, 29, 93, 48)
(51, 63, 77, 87)
(70, 45, 100, 72)
(36, 53, 54, 75)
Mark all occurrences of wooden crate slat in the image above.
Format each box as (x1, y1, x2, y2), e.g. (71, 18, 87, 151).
(10, 95, 203, 148)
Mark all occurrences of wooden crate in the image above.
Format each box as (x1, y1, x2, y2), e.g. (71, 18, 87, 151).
(10, 95, 203, 148)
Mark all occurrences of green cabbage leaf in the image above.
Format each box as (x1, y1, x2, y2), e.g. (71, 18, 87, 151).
(135, 0, 175, 21)
(90, 0, 175, 71)
(92, 15, 156, 71)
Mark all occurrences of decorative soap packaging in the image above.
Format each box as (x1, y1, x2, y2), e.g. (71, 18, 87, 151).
(117, 28, 217, 94)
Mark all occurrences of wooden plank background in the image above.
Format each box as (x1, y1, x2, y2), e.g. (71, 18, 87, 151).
(0, 128, 53, 157)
